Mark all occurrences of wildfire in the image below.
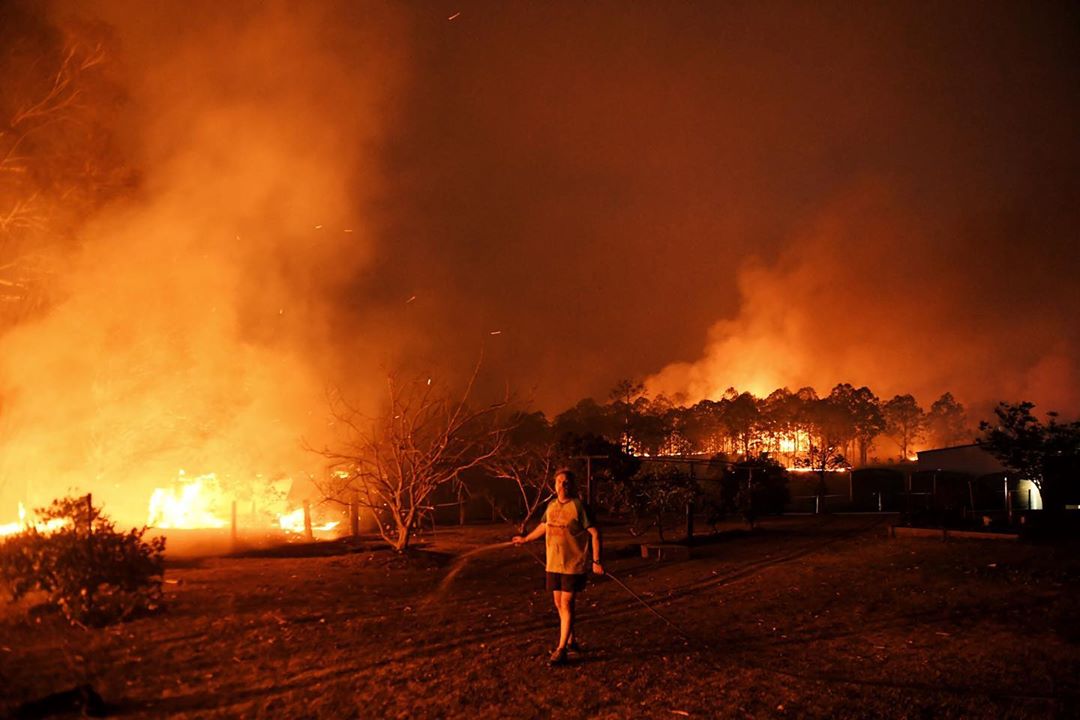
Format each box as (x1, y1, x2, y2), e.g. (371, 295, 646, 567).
(147, 472, 228, 529)
(144, 469, 339, 537)
(277, 507, 340, 534)
(0, 503, 26, 537)
(0, 502, 71, 537)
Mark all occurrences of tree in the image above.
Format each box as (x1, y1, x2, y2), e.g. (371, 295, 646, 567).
(799, 398, 850, 507)
(978, 401, 1080, 510)
(601, 463, 695, 543)
(608, 379, 646, 453)
(761, 388, 798, 458)
(883, 394, 926, 461)
(729, 455, 790, 528)
(820, 388, 855, 462)
(928, 392, 970, 448)
(827, 384, 885, 465)
(1, 10, 130, 330)
(311, 370, 506, 551)
(683, 399, 724, 454)
(485, 411, 558, 533)
(722, 392, 761, 457)
(552, 397, 615, 444)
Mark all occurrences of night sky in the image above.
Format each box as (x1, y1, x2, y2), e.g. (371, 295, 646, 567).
(370, 1, 1080, 413)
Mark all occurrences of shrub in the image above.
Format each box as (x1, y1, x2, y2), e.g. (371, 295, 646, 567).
(0, 495, 166, 626)
(600, 464, 696, 542)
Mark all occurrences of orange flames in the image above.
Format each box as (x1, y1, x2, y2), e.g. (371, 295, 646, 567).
(146, 472, 229, 529)
(0, 502, 70, 537)
(142, 470, 339, 536)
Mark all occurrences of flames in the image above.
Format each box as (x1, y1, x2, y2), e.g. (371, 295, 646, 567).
(145, 470, 339, 536)
(1, 472, 342, 542)
(147, 472, 229, 529)
(0, 502, 71, 538)
(277, 507, 340, 534)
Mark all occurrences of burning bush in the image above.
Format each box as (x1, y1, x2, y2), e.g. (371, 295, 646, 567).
(0, 495, 165, 626)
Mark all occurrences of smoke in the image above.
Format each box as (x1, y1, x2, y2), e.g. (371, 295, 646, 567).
(0, 1, 406, 522)
(1, 1, 1078, 525)
(647, 182, 1080, 416)
(374, 1, 1080, 416)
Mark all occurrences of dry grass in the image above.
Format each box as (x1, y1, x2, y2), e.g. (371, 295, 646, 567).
(1, 516, 1078, 718)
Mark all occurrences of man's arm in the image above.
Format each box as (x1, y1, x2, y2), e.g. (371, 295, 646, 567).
(587, 526, 604, 575)
(513, 522, 546, 545)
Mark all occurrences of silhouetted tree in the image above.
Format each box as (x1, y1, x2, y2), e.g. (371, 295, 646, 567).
(828, 384, 885, 465)
(1, 10, 130, 330)
(928, 392, 970, 448)
(978, 401, 1080, 510)
(723, 392, 761, 457)
(485, 411, 558, 532)
(683, 399, 724, 454)
(883, 394, 926, 460)
(311, 369, 506, 551)
(800, 398, 850, 506)
(602, 462, 695, 542)
(609, 379, 646, 453)
(552, 397, 615, 442)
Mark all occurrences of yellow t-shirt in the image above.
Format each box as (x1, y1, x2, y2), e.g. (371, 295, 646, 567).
(544, 498, 592, 575)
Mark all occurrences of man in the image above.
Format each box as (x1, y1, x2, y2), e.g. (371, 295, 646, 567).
(513, 468, 603, 665)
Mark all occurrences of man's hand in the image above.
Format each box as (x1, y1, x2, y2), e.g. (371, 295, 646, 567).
(512, 535, 525, 545)
(591, 560, 605, 576)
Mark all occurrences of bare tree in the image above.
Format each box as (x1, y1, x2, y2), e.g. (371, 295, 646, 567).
(1, 15, 129, 330)
(485, 439, 557, 534)
(310, 369, 506, 551)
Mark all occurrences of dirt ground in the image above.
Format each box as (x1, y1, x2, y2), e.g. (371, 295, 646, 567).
(1, 515, 1078, 719)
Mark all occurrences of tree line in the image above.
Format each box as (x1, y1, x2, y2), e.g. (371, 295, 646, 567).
(554, 380, 971, 466)
(309, 373, 978, 550)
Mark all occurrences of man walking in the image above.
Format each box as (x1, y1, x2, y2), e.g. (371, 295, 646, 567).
(513, 468, 603, 665)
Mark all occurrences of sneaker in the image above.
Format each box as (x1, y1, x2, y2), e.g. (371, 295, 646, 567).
(548, 648, 568, 666)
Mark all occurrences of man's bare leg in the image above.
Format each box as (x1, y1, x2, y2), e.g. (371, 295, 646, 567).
(554, 590, 573, 651)
(566, 593, 578, 649)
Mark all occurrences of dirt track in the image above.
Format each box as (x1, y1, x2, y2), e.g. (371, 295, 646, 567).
(2, 515, 1078, 718)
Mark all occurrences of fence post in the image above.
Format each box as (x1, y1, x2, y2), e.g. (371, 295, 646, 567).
(685, 462, 695, 543)
(350, 492, 360, 538)
(303, 500, 313, 541)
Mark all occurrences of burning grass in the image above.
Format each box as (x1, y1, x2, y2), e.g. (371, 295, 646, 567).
(1, 516, 1077, 718)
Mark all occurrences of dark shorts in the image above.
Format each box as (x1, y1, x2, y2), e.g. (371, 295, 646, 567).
(546, 572, 587, 593)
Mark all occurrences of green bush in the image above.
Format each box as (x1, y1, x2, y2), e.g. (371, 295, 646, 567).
(0, 495, 166, 626)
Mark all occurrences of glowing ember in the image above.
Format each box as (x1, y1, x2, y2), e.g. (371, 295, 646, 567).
(147, 472, 228, 529)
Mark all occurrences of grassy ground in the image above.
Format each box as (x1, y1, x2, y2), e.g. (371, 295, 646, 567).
(1, 515, 1078, 719)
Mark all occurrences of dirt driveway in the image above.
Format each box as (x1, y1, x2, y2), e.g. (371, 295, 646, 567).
(2, 515, 1078, 718)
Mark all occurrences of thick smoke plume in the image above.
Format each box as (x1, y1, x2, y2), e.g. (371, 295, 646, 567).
(0, 1, 404, 523)
(648, 183, 1080, 416)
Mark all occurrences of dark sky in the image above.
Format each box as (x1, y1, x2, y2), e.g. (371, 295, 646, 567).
(363, 0, 1080, 413)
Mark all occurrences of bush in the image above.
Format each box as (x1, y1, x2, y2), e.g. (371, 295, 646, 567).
(700, 455, 790, 528)
(0, 495, 166, 626)
(600, 463, 695, 542)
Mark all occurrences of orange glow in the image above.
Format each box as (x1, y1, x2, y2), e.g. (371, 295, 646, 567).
(277, 507, 340, 534)
(0, 502, 70, 537)
(147, 472, 228, 529)
(0, 3, 400, 536)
